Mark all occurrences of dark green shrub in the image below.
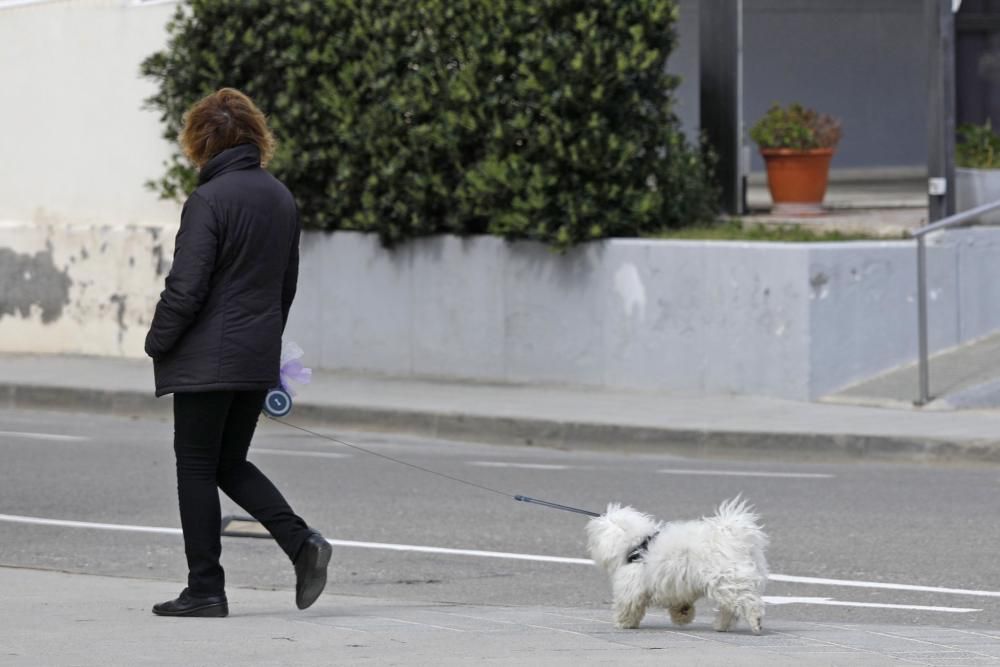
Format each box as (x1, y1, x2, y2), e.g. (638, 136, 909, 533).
(957, 120, 1000, 169)
(750, 103, 842, 151)
(142, 0, 719, 248)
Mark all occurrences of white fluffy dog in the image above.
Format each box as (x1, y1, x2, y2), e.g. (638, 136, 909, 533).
(586, 497, 768, 633)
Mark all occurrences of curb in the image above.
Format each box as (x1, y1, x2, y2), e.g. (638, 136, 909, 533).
(4, 382, 999, 465)
(0, 383, 171, 419)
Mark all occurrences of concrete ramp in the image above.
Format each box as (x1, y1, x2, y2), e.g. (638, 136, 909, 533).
(825, 331, 1000, 410)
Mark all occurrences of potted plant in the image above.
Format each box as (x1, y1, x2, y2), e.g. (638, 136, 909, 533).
(956, 119, 1000, 224)
(750, 103, 842, 216)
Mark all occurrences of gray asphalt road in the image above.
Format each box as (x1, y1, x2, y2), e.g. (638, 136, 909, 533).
(2, 407, 999, 631)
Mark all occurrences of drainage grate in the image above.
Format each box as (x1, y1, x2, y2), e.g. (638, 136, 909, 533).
(220, 515, 270, 538)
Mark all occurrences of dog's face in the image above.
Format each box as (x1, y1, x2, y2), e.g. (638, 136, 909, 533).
(586, 504, 660, 573)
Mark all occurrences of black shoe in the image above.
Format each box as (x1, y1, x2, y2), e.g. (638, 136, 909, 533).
(294, 530, 332, 610)
(152, 589, 229, 617)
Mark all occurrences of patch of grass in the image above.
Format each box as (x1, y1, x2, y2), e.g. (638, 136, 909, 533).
(647, 219, 906, 242)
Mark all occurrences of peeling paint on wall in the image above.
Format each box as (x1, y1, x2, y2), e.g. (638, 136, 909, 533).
(152, 243, 170, 276)
(809, 271, 830, 300)
(109, 293, 128, 344)
(149, 227, 171, 276)
(0, 220, 176, 357)
(0, 247, 72, 323)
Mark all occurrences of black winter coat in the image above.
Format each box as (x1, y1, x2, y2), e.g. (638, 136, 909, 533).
(145, 144, 300, 397)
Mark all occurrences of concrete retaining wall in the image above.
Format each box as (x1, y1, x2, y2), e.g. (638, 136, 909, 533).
(3, 225, 1000, 400)
(284, 230, 1000, 400)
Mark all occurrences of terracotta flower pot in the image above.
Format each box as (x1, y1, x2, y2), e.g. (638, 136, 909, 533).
(760, 147, 835, 216)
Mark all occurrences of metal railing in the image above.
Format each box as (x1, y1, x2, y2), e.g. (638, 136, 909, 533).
(911, 197, 1000, 405)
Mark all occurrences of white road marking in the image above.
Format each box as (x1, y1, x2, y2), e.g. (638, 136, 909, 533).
(0, 514, 181, 535)
(0, 430, 90, 442)
(658, 469, 833, 479)
(0, 513, 588, 564)
(252, 448, 350, 459)
(468, 461, 570, 470)
(326, 537, 592, 565)
(764, 596, 980, 613)
(769, 574, 1000, 598)
(0, 512, 996, 610)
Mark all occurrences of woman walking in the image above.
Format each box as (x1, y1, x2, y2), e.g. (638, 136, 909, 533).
(145, 88, 330, 617)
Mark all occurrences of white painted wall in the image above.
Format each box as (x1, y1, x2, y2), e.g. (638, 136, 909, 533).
(0, 0, 180, 356)
(0, 0, 181, 227)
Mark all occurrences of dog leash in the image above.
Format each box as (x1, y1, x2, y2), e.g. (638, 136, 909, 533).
(265, 415, 600, 518)
(513, 495, 600, 517)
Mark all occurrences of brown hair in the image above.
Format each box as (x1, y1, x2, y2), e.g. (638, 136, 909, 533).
(179, 88, 276, 168)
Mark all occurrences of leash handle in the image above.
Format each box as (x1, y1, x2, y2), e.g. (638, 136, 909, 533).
(514, 495, 601, 517)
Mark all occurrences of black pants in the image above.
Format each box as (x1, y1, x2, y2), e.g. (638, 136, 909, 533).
(173, 390, 310, 595)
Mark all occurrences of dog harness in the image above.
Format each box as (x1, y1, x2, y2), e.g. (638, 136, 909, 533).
(626, 531, 659, 564)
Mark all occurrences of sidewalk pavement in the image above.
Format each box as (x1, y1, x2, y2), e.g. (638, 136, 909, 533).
(7, 566, 1000, 667)
(745, 174, 927, 238)
(4, 354, 1000, 464)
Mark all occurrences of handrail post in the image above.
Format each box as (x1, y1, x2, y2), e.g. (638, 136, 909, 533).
(910, 197, 1000, 406)
(916, 234, 931, 406)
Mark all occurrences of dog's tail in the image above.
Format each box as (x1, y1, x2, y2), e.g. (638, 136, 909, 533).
(712, 495, 770, 555)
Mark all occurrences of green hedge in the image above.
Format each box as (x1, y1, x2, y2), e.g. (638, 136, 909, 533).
(142, 0, 719, 248)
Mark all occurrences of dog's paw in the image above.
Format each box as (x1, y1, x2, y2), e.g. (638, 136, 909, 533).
(713, 608, 735, 632)
(669, 603, 695, 626)
(613, 608, 645, 629)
